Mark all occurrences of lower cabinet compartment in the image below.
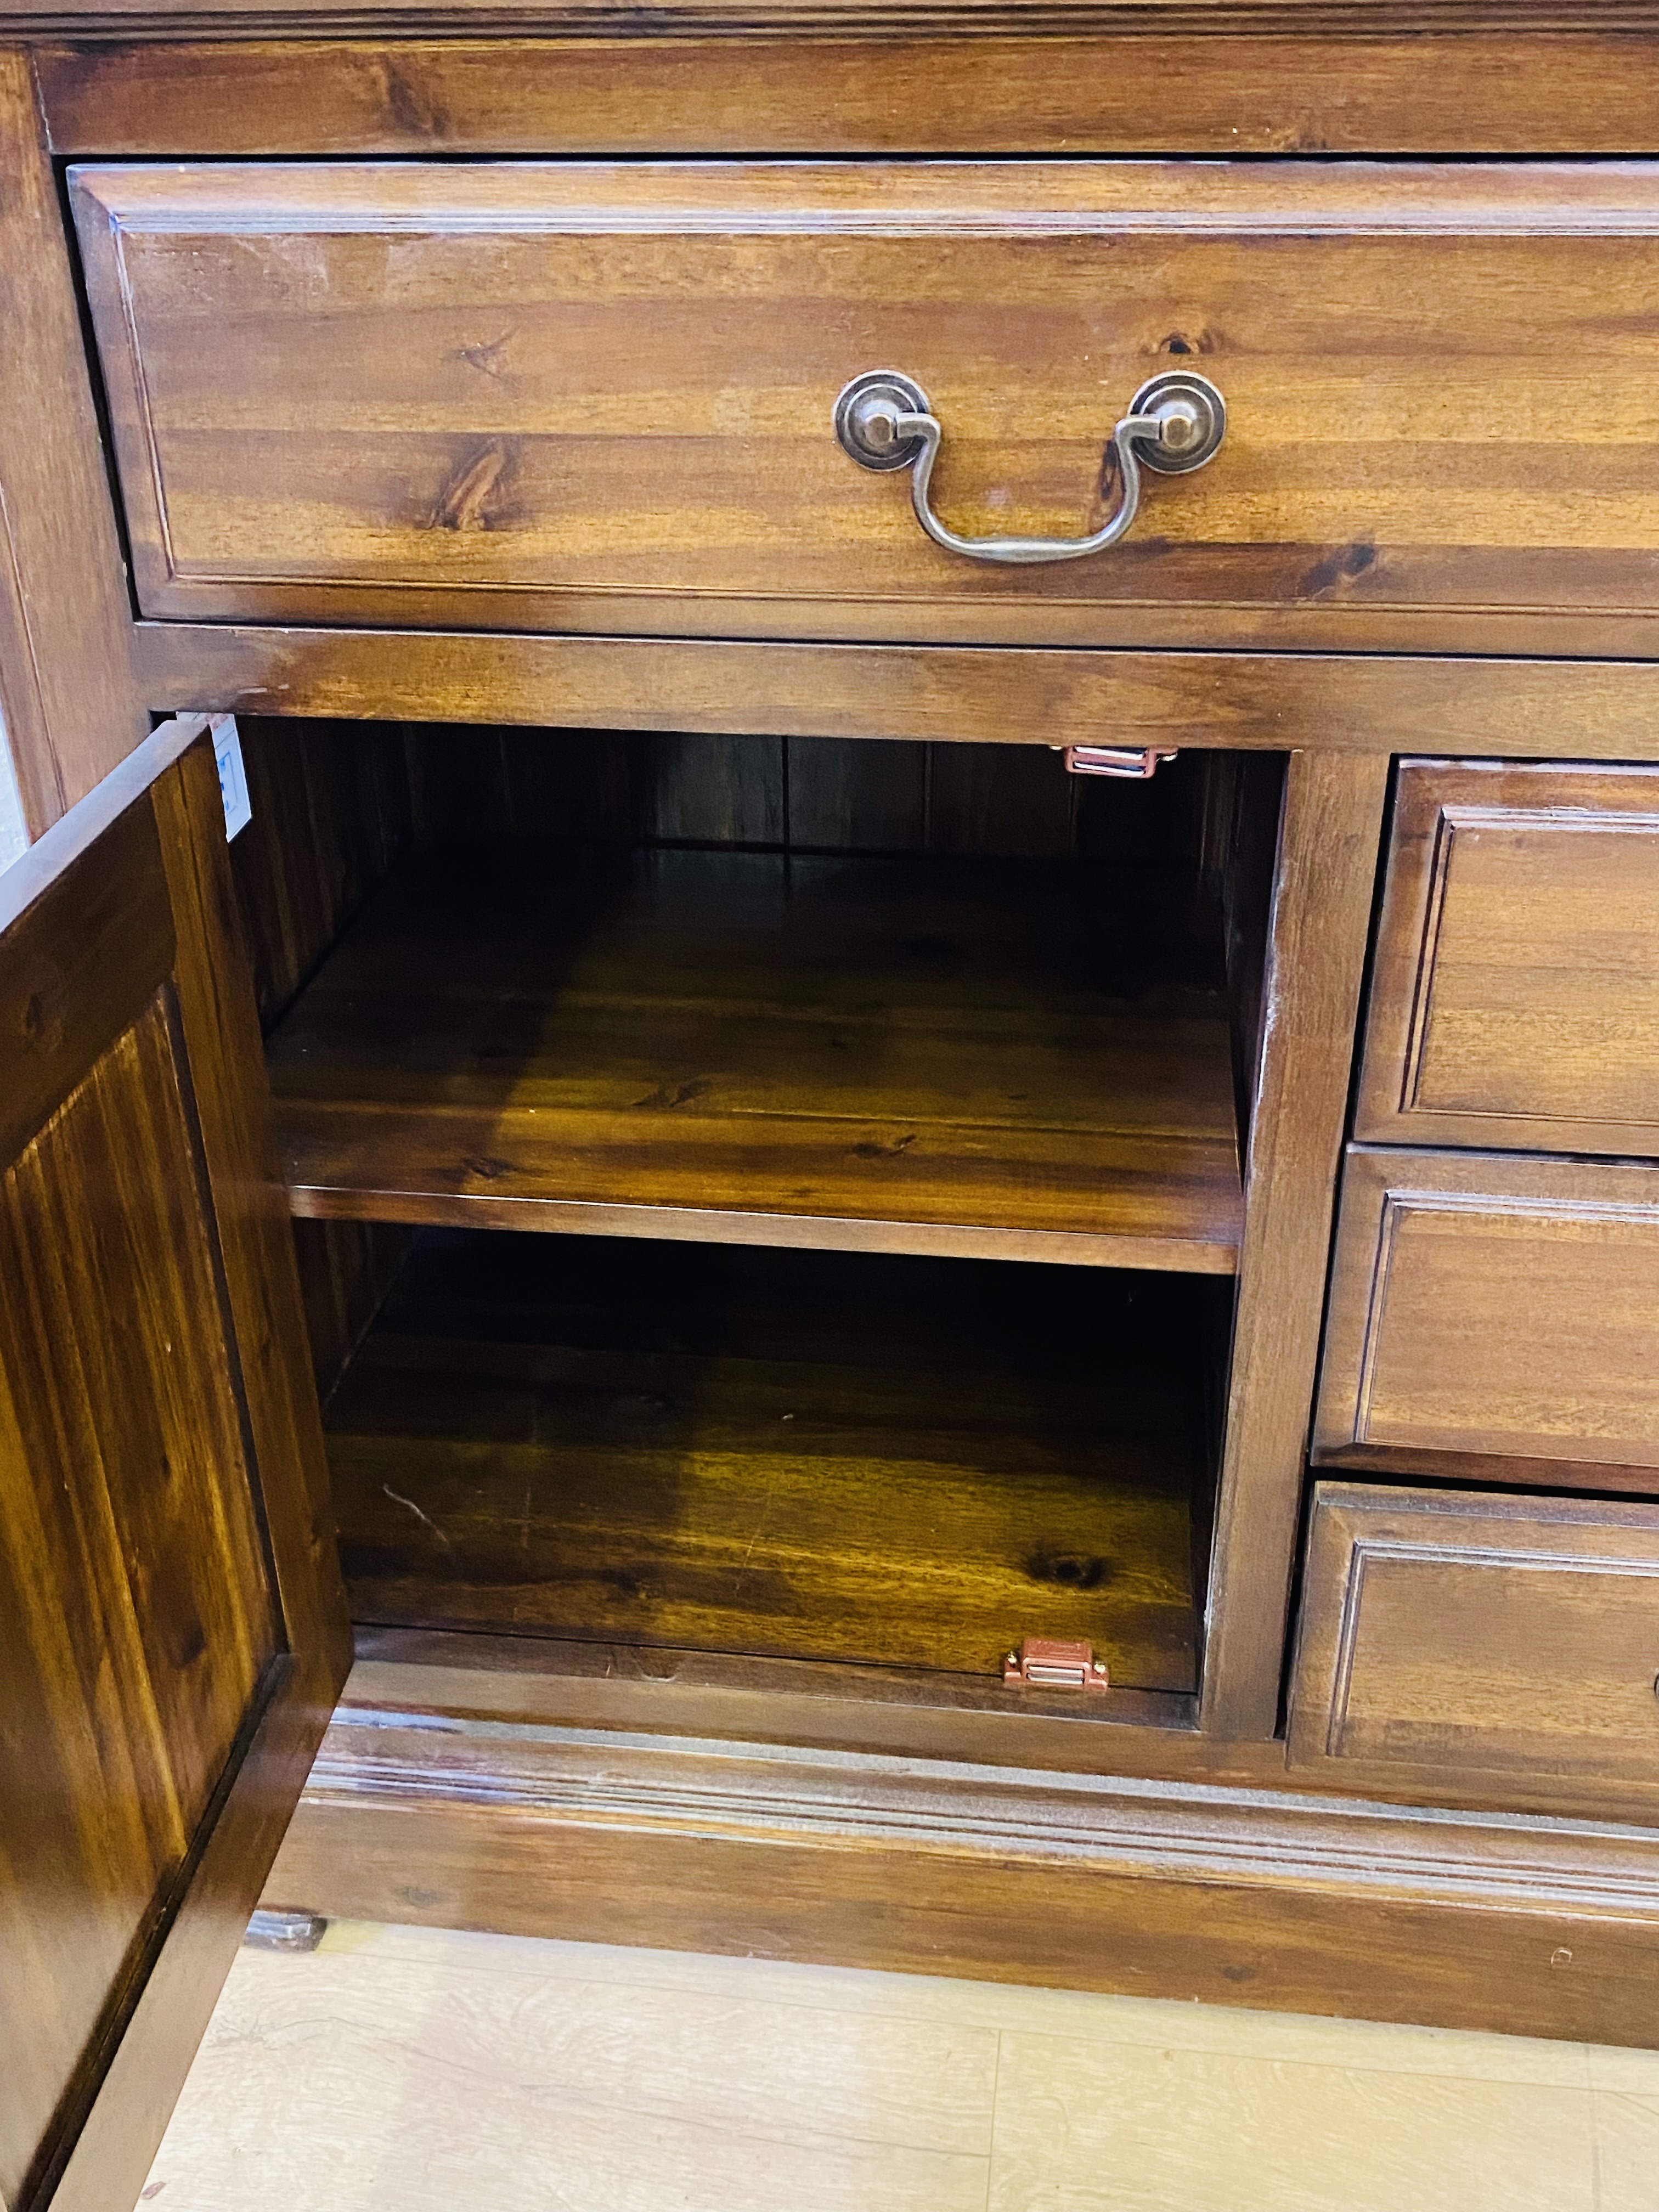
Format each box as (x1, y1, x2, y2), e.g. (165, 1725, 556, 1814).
(318, 1228, 1224, 1698)
(1289, 1481, 1659, 1798)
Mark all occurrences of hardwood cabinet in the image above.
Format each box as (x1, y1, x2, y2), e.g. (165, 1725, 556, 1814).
(13, 10, 1659, 2201)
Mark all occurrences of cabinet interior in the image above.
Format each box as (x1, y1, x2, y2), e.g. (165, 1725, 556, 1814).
(231, 720, 1283, 1712)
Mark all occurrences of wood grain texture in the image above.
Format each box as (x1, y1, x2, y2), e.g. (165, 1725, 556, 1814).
(223, 714, 421, 1413)
(1356, 759, 1659, 1155)
(15, 2, 1659, 38)
(263, 1686, 1659, 2048)
(134, 625, 1659, 758)
(338, 1616, 1659, 1819)
(0, 48, 144, 834)
(0, 991, 276, 2212)
(70, 158, 1659, 656)
(1289, 1482, 1659, 1800)
(0, 727, 279, 2212)
(226, 715, 414, 1032)
(326, 1231, 1210, 1691)
(269, 841, 1243, 1270)
(0, 719, 351, 2212)
(1315, 1145, 1659, 1475)
(38, 34, 1659, 160)
(347, 1624, 1217, 1773)
(1198, 751, 1390, 1741)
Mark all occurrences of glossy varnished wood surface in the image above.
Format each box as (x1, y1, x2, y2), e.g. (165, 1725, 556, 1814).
(269, 840, 1242, 1270)
(135, 625, 1659, 757)
(1290, 1482, 1659, 1801)
(1357, 759, 1659, 1156)
(1316, 1146, 1659, 1477)
(0, 50, 143, 836)
(14, 2, 1659, 37)
(327, 1232, 1207, 1691)
(263, 1670, 1659, 2047)
(36, 33, 1659, 160)
(70, 159, 1659, 656)
(1198, 751, 1389, 1739)
(0, 986, 275, 2212)
(0, 722, 351, 2212)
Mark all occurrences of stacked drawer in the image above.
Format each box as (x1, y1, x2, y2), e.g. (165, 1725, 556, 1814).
(1291, 761, 1659, 1799)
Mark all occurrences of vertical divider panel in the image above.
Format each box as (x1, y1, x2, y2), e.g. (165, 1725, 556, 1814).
(1199, 749, 1390, 1741)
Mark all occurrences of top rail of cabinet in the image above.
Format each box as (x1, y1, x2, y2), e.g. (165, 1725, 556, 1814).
(9, 0, 1659, 36)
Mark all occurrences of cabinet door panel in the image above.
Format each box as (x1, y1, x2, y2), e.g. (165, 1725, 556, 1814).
(1356, 759, 1659, 1155)
(0, 720, 349, 2212)
(1314, 1146, 1659, 1479)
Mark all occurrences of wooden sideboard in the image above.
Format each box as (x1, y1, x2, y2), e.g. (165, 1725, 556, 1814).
(7, 10, 1659, 2208)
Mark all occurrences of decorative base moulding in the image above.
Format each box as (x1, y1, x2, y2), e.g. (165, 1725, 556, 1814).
(264, 1696, 1659, 2049)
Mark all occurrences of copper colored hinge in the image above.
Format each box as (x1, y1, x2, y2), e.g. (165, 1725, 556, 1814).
(1002, 1638, 1110, 1691)
(1062, 745, 1178, 780)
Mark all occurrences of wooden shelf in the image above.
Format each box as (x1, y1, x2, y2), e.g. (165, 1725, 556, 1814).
(269, 844, 1242, 1272)
(328, 1234, 1206, 1694)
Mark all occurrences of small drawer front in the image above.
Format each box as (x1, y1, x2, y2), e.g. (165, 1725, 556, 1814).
(1290, 1482, 1659, 1792)
(1356, 760, 1659, 1155)
(1315, 1147, 1659, 1476)
(64, 160, 1659, 652)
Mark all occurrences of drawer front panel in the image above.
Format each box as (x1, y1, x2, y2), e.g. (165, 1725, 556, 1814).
(1357, 760, 1659, 1155)
(67, 160, 1659, 650)
(1315, 1147, 1659, 1474)
(1290, 1482, 1659, 1791)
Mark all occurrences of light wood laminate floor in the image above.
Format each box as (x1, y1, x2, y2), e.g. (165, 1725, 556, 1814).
(142, 1920, 1659, 2211)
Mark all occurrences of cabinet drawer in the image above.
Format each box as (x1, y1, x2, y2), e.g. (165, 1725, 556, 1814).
(1289, 1482, 1659, 1794)
(1356, 760, 1659, 1155)
(1315, 1147, 1659, 1481)
(67, 160, 1659, 652)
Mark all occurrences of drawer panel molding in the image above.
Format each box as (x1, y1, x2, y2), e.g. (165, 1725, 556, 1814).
(1290, 1482, 1659, 1800)
(1357, 759, 1659, 1154)
(68, 159, 1659, 653)
(1316, 1146, 1659, 1476)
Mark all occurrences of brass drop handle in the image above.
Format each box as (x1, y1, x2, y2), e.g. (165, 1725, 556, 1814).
(833, 369, 1225, 566)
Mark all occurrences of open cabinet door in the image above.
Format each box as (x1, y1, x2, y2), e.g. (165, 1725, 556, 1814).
(0, 718, 352, 2212)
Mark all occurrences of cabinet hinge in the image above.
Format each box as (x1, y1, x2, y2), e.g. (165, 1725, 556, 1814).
(1002, 1638, 1110, 1691)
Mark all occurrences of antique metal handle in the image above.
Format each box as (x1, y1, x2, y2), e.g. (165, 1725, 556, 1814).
(833, 369, 1224, 566)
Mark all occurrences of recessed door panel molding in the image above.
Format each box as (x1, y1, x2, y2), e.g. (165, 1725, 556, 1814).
(1315, 1146, 1659, 1475)
(65, 160, 1659, 653)
(1357, 758, 1659, 1155)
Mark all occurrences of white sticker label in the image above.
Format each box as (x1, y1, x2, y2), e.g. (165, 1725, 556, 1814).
(211, 713, 252, 840)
